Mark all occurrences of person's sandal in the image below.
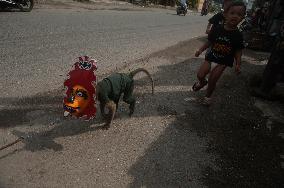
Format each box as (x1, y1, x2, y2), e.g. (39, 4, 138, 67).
(202, 97, 212, 106)
(192, 80, 208, 91)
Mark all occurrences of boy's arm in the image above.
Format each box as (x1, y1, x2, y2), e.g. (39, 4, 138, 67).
(195, 41, 210, 57)
(234, 50, 242, 74)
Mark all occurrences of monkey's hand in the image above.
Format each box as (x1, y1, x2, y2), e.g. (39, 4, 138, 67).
(102, 123, 110, 130)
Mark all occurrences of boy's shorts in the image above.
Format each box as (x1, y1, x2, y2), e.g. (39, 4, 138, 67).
(205, 51, 234, 67)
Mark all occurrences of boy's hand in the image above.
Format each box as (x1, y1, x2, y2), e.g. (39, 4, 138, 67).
(195, 50, 201, 57)
(235, 63, 241, 75)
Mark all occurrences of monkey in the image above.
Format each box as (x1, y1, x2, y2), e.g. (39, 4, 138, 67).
(96, 68, 154, 129)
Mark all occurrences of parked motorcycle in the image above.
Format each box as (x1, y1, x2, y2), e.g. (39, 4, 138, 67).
(0, 0, 34, 12)
(176, 4, 187, 16)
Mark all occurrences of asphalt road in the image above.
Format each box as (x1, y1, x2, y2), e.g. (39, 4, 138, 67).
(1, 5, 284, 188)
(0, 7, 208, 98)
(0, 6, 212, 188)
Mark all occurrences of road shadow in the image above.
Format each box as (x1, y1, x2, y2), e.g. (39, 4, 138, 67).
(0, 89, 107, 154)
(0, 89, 63, 128)
(0, 116, 107, 157)
(128, 58, 284, 187)
(190, 61, 284, 187)
(125, 57, 214, 187)
(10, 118, 104, 152)
(124, 57, 201, 120)
(128, 111, 213, 187)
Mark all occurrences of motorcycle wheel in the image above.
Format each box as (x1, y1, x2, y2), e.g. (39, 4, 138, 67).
(18, 0, 34, 12)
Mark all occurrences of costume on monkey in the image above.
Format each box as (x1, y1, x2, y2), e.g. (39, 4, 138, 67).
(63, 56, 154, 129)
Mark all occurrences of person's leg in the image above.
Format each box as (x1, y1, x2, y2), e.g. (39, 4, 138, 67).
(197, 60, 211, 81)
(206, 64, 227, 98)
(193, 60, 211, 91)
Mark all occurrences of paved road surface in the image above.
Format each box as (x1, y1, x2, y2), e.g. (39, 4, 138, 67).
(0, 5, 214, 188)
(1, 5, 284, 188)
(0, 7, 208, 98)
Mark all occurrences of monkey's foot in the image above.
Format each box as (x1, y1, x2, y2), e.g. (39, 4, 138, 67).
(102, 124, 110, 130)
(129, 102, 135, 116)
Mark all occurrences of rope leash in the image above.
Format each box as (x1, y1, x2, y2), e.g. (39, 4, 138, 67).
(0, 136, 24, 151)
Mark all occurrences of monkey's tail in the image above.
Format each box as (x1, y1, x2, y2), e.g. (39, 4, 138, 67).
(129, 68, 154, 95)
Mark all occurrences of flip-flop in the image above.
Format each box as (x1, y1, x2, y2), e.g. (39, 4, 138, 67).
(192, 80, 208, 91)
(202, 97, 212, 106)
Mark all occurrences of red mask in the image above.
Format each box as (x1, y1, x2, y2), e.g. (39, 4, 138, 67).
(63, 56, 97, 120)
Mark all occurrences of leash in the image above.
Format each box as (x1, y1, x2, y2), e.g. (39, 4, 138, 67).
(0, 121, 61, 152)
(0, 120, 59, 152)
(0, 136, 24, 151)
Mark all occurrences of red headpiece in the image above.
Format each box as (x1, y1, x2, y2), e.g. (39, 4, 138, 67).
(63, 56, 97, 120)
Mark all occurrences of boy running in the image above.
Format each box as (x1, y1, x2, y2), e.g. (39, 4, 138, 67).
(193, 1, 246, 105)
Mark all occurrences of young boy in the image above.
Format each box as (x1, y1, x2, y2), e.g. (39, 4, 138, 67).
(193, 1, 246, 105)
(205, 0, 232, 34)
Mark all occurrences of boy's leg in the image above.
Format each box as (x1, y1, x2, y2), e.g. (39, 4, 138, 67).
(193, 60, 211, 91)
(206, 64, 226, 98)
(197, 60, 211, 82)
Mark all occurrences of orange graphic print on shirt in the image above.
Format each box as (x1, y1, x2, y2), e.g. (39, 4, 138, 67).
(212, 36, 232, 58)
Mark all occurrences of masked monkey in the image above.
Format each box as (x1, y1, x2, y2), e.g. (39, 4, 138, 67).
(63, 56, 97, 120)
(64, 57, 154, 129)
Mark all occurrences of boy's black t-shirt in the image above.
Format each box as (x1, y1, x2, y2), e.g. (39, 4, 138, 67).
(208, 12, 224, 26)
(205, 25, 244, 67)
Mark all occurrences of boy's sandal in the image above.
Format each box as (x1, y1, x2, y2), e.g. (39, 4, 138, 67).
(202, 97, 212, 106)
(192, 80, 208, 92)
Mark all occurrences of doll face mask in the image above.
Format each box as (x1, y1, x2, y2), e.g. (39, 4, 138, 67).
(64, 85, 91, 117)
(63, 56, 97, 120)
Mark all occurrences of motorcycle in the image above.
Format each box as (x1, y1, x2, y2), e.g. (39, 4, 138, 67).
(0, 0, 34, 12)
(176, 4, 187, 16)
